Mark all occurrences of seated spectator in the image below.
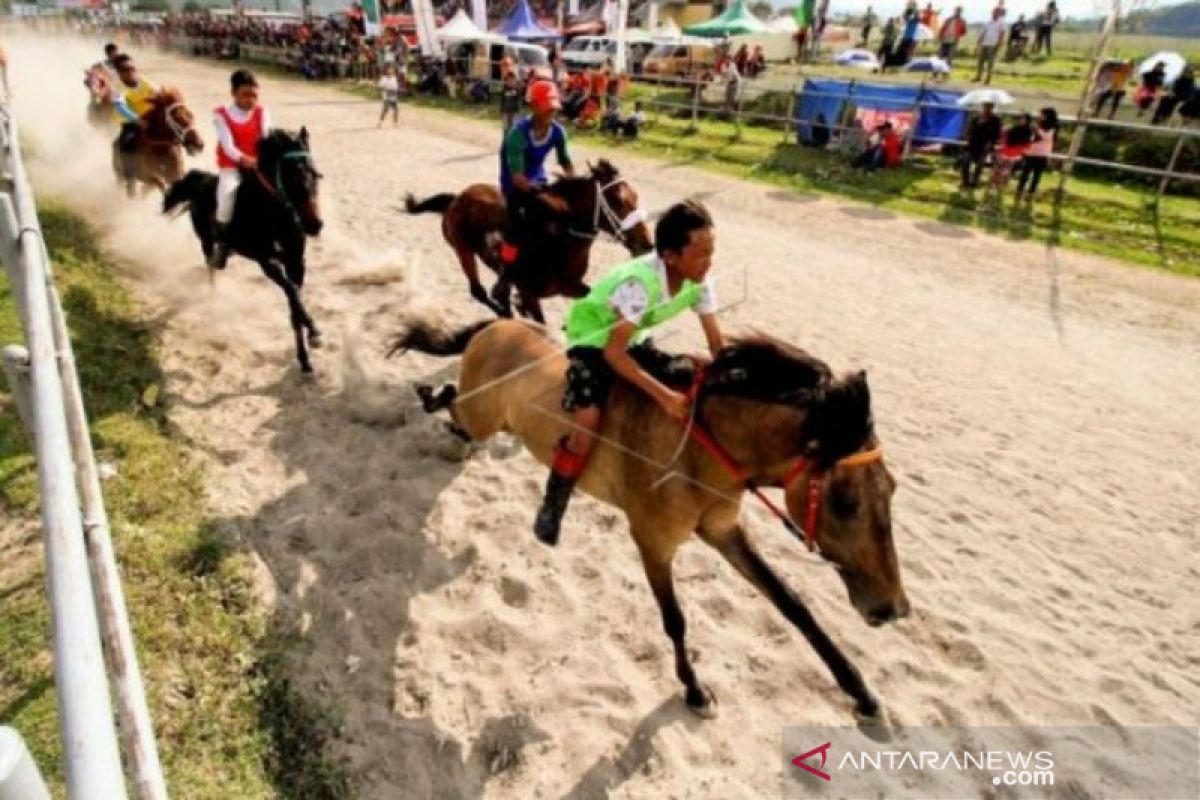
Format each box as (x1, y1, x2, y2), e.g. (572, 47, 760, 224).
(1135, 61, 1167, 117)
(989, 112, 1035, 191)
(803, 113, 832, 148)
(856, 121, 902, 172)
(604, 101, 646, 138)
(839, 118, 869, 161)
(1153, 65, 1194, 125)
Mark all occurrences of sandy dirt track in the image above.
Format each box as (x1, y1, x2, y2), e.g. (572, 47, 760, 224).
(8, 36, 1200, 799)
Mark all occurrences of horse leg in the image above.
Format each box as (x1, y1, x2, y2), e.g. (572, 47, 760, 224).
(516, 293, 545, 325)
(259, 259, 313, 374)
(283, 255, 321, 349)
(455, 244, 507, 316)
(698, 524, 881, 719)
(564, 281, 591, 299)
(415, 383, 457, 413)
(636, 538, 717, 717)
(488, 276, 514, 319)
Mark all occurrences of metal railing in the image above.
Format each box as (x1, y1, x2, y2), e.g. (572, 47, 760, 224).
(0, 94, 167, 799)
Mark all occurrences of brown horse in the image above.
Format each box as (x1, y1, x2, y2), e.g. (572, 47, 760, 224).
(393, 318, 909, 720)
(112, 87, 204, 197)
(404, 159, 653, 323)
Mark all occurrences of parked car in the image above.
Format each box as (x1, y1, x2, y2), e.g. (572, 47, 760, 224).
(487, 41, 551, 81)
(641, 41, 717, 82)
(561, 35, 654, 71)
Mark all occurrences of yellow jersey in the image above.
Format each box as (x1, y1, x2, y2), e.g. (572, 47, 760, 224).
(112, 78, 157, 124)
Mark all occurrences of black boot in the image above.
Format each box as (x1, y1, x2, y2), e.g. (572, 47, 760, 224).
(207, 224, 230, 271)
(534, 470, 576, 546)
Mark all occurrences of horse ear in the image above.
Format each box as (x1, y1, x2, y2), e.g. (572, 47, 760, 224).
(299, 126, 309, 146)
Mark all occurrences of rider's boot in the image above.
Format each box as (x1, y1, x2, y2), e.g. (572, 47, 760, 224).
(207, 223, 231, 271)
(533, 436, 587, 546)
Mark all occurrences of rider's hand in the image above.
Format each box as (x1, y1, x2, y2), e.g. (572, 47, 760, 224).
(658, 390, 691, 422)
(239, 156, 258, 169)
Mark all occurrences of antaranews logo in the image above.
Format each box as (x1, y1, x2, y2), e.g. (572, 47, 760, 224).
(791, 742, 832, 782)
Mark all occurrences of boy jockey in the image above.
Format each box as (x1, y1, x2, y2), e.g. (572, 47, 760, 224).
(111, 55, 157, 152)
(534, 200, 726, 545)
(209, 69, 272, 271)
(498, 79, 574, 269)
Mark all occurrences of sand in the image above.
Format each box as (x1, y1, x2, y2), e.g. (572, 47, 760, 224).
(6, 35, 1199, 799)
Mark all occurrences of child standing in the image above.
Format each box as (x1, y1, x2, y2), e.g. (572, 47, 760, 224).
(378, 64, 400, 127)
(499, 71, 521, 133)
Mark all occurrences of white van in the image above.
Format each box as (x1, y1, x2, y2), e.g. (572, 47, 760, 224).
(486, 41, 551, 81)
(562, 35, 655, 71)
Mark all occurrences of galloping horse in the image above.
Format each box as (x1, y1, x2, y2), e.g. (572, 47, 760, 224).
(113, 87, 204, 197)
(404, 160, 653, 323)
(163, 128, 325, 373)
(84, 66, 114, 130)
(393, 318, 908, 719)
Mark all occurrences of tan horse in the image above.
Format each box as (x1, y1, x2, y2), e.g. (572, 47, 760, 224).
(112, 87, 204, 197)
(394, 318, 909, 719)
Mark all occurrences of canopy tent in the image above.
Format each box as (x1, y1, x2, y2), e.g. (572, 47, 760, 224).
(563, 0, 605, 36)
(495, 0, 561, 39)
(795, 78, 967, 145)
(683, 0, 770, 37)
(438, 8, 502, 41)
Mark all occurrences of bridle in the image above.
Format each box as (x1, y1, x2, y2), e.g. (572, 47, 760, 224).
(681, 367, 885, 553)
(141, 101, 198, 148)
(565, 176, 648, 251)
(251, 148, 318, 230)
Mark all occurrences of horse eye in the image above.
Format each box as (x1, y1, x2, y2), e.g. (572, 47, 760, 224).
(829, 483, 859, 518)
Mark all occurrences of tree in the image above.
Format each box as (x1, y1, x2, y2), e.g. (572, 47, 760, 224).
(132, 0, 170, 10)
(750, 0, 772, 19)
(182, 0, 206, 11)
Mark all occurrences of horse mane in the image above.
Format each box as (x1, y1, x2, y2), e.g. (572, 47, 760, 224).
(703, 335, 874, 468)
(151, 86, 185, 107)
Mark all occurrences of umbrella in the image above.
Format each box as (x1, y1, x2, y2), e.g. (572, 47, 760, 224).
(905, 56, 950, 74)
(913, 23, 934, 41)
(1137, 51, 1187, 87)
(957, 88, 1015, 106)
(835, 48, 881, 70)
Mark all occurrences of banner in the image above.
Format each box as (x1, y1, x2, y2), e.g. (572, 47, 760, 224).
(613, 0, 628, 73)
(472, 0, 487, 33)
(413, 0, 444, 58)
(569, 0, 579, 16)
(360, 0, 381, 37)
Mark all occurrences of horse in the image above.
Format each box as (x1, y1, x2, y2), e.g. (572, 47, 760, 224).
(84, 67, 114, 131)
(162, 128, 325, 373)
(392, 318, 908, 720)
(403, 159, 653, 323)
(112, 87, 205, 197)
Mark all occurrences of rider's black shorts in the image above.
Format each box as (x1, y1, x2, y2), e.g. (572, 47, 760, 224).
(562, 342, 694, 412)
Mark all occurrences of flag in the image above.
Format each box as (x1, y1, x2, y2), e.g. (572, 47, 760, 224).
(360, 0, 381, 36)
(794, 0, 815, 27)
(413, 0, 444, 57)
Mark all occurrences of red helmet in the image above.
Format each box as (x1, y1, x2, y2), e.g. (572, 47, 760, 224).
(528, 80, 561, 111)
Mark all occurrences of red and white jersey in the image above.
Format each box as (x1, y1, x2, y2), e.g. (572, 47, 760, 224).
(213, 103, 272, 169)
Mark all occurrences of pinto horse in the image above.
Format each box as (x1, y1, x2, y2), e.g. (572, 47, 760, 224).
(112, 87, 204, 197)
(404, 160, 653, 323)
(393, 318, 909, 719)
(163, 128, 325, 373)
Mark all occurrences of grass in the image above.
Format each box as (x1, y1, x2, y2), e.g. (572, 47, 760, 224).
(0, 202, 353, 798)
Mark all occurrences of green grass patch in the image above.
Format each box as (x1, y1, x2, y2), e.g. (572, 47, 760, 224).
(0, 202, 353, 798)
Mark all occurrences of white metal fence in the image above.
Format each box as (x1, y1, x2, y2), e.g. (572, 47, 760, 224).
(0, 93, 167, 799)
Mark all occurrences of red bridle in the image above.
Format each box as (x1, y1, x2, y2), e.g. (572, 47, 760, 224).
(683, 369, 884, 552)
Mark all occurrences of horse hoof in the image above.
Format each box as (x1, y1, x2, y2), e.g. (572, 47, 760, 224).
(854, 694, 885, 726)
(686, 686, 719, 719)
(308, 331, 323, 350)
(299, 362, 314, 375)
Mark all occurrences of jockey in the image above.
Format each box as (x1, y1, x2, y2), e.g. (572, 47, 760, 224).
(498, 79, 574, 268)
(533, 200, 726, 545)
(110, 55, 157, 152)
(209, 69, 272, 271)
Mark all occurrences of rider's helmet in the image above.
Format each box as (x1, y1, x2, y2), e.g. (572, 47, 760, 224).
(527, 80, 561, 112)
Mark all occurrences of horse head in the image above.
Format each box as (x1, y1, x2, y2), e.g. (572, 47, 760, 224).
(258, 127, 323, 237)
(149, 88, 204, 155)
(705, 338, 909, 626)
(588, 159, 653, 256)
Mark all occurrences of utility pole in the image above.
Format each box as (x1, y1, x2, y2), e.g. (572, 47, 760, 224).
(1056, 0, 1120, 199)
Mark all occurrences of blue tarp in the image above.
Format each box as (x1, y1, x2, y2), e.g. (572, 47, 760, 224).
(795, 78, 967, 146)
(495, 0, 560, 39)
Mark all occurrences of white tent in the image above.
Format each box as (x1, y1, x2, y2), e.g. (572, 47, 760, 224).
(438, 8, 503, 42)
(652, 17, 682, 40)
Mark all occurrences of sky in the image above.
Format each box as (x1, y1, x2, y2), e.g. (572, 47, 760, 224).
(799, 0, 1192, 23)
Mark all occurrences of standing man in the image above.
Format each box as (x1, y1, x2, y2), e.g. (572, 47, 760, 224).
(974, 8, 1006, 84)
(1033, 1, 1059, 56)
(859, 5, 876, 47)
(937, 7, 966, 65)
(961, 101, 1001, 188)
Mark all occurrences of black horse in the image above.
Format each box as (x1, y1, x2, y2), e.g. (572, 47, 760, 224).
(163, 128, 324, 372)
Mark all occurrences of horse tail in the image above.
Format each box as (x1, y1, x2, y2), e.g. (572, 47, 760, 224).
(404, 192, 456, 216)
(389, 319, 494, 358)
(163, 169, 209, 215)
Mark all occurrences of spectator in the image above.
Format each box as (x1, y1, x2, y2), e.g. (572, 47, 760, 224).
(878, 17, 898, 67)
(500, 70, 522, 132)
(840, 118, 869, 161)
(1006, 14, 1028, 61)
(378, 63, 400, 127)
(733, 44, 749, 75)
(989, 111, 1035, 191)
(804, 113, 831, 148)
(1015, 107, 1058, 202)
(604, 100, 645, 138)
(748, 46, 766, 79)
(1031, 1, 1059, 56)
(1135, 61, 1167, 117)
(856, 121, 902, 172)
(860, 6, 876, 47)
(721, 58, 741, 115)
(961, 101, 1001, 188)
(1153, 65, 1194, 125)
(974, 8, 1006, 84)
(899, 10, 919, 64)
(920, 3, 937, 28)
(1093, 59, 1133, 119)
(938, 7, 966, 65)
(1179, 87, 1200, 126)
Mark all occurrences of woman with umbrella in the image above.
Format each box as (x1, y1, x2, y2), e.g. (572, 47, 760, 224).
(1136, 61, 1168, 118)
